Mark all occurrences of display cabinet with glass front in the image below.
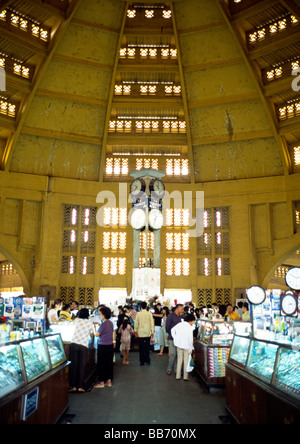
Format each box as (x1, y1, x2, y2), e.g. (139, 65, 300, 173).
(197, 320, 233, 345)
(274, 347, 300, 399)
(45, 334, 66, 368)
(20, 337, 51, 382)
(0, 344, 25, 398)
(246, 340, 279, 384)
(229, 335, 251, 368)
(0, 334, 68, 403)
(195, 320, 234, 386)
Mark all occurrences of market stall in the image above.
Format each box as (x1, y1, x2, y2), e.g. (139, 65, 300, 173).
(194, 319, 233, 387)
(0, 334, 69, 424)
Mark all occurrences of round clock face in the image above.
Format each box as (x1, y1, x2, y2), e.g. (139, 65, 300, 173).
(246, 286, 266, 305)
(130, 179, 145, 197)
(285, 267, 300, 290)
(150, 179, 165, 198)
(149, 209, 164, 230)
(281, 291, 297, 316)
(130, 208, 146, 230)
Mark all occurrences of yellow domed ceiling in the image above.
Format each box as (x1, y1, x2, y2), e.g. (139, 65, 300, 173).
(1, 0, 299, 182)
(1, 0, 300, 301)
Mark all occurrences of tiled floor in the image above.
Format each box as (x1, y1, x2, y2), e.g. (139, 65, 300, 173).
(63, 350, 229, 425)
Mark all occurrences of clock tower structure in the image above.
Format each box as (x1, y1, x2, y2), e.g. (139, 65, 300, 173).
(129, 168, 165, 300)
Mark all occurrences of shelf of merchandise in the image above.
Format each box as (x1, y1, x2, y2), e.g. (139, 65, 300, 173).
(194, 320, 233, 388)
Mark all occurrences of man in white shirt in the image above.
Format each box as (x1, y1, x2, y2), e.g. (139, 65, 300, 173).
(171, 313, 195, 381)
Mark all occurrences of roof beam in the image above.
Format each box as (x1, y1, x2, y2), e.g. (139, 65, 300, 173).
(280, 0, 300, 18)
(215, 0, 292, 175)
(231, 0, 281, 24)
(248, 28, 300, 61)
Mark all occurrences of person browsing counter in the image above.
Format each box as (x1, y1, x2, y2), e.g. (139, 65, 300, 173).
(94, 306, 116, 389)
(165, 304, 184, 376)
(171, 313, 195, 381)
(134, 301, 155, 366)
(225, 304, 241, 322)
(69, 308, 94, 393)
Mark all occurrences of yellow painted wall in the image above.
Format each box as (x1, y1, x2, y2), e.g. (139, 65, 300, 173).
(0, 0, 300, 305)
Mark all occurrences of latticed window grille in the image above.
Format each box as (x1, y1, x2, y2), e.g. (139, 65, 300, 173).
(216, 288, 231, 305)
(102, 257, 126, 275)
(197, 289, 213, 307)
(165, 209, 190, 227)
(197, 233, 212, 255)
(140, 232, 154, 250)
(0, 261, 17, 275)
(215, 232, 230, 255)
(197, 258, 212, 276)
(197, 207, 230, 276)
(102, 207, 127, 227)
(216, 258, 231, 276)
(59, 286, 75, 305)
(61, 256, 76, 274)
(79, 256, 95, 275)
(136, 158, 158, 171)
(166, 258, 189, 276)
(62, 205, 96, 279)
(166, 233, 189, 251)
(103, 232, 127, 251)
(78, 287, 94, 306)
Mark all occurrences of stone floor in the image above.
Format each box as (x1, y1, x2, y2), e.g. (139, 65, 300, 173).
(61, 349, 231, 425)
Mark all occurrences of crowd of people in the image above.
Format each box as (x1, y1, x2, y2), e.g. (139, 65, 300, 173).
(46, 298, 250, 393)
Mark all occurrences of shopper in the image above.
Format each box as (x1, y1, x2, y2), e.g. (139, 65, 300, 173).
(165, 304, 184, 375)
(152, 302, 163, 352)
(47, 299, 62, 325)
(94, 306, 116, 388)
(172, 313, 195, 381)
(70, 300, 79, 319)
(236, 301, 244, 319)
(225, 304, 241, 322)
(157, 306, 170, 356)
(116, 306, 126, 356)
(242, 302, 250, 322)
(69, 308, 94, 393)
(118, 317, 133, 365)
(59, 304, 73, 322)
(134, 301, 155, 366)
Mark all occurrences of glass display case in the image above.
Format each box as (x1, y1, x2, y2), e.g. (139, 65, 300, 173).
(45, 335, 66, 368)
(195, 320, 234, 387)
(228, 326, 300, 408)
(0, 334, 67, 400)
(229, 335, 251, 368)
(20, 338, 51, 382)
(246, 340, 279, 384)
(274, 348, 300, 398)
(0, 344, 25, 398)
(197, 320, 233, 345)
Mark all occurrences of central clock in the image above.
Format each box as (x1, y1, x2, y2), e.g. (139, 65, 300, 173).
(149, 178, 165, 199)
(130, 178, 146, 198)
(130, 208, 146, 230)
(149, 209, 164, 230)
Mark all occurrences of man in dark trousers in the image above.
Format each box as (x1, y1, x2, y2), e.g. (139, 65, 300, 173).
(134, 302, 155, 366)
(166, 304, 184, 375)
